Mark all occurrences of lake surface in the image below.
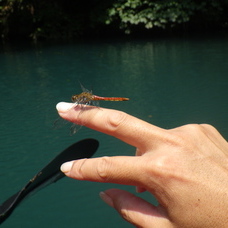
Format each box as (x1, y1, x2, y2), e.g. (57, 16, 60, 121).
(0, 34, 228, 227)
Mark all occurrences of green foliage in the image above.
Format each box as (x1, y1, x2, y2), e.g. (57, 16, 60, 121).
(0, 0, 227, 40)
(106, 0, 225, 33)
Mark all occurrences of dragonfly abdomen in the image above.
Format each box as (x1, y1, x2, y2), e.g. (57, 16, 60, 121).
(92, 95, 129, 101)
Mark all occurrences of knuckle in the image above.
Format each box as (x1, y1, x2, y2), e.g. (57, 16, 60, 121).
(179, 123, 202, 133)
(172, 124, 204, 142)
(200, 123, 217, 132)
(120, 208, 144, 228)
(75, 159, 88, 179)
(120, 208, 133, 223)
(179, 124, 219, 141)
(149, 154, 177, 177)
(105, 111, 128, 132)
(152, 154, 173, 169)
(96, 156, 111, 181)
(149, 154, 186, 187)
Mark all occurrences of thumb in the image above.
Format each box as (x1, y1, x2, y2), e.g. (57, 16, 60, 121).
(99, 189, 171, 228)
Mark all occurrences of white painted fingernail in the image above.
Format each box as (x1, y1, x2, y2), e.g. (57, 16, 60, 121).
(99, 192, 114, 208)
(56, 102, 73, 112)
(60, 161, 73, 173)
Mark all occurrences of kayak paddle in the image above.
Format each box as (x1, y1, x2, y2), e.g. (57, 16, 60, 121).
(0, 138, 99, 224)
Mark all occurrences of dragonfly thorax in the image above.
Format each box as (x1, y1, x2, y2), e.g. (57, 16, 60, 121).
(71, 92, 94, 104)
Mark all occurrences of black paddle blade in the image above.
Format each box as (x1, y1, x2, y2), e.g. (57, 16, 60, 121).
(0, 138, 99, 224)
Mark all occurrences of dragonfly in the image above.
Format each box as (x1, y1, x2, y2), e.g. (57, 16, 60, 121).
(56, 85, 129, 135)
(71, 87, 129, 104)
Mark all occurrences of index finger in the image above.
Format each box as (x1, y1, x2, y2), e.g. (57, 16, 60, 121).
(56, 102, 166, 150)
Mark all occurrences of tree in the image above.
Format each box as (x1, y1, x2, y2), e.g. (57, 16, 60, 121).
(0, 0, 227, 41)
(106, 0, 226, 33)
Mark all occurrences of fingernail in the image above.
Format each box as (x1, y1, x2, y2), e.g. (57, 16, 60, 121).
(136, 186, 140, 193)
(56, 102, 73, 113)
(136, 186, 146, 193)
(99, 192, 114, 208)
(60, 161, 73, 173)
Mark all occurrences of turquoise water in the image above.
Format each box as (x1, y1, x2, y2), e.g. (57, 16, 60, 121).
(0, 35, 228, 227)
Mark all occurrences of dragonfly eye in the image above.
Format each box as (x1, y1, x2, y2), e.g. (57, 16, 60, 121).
(71, 95, 79, 102)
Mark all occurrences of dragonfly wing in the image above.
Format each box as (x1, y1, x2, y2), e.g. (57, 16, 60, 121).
(80, 83, 91, 94)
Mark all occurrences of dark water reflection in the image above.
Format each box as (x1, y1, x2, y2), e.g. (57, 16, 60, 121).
(0, 35, 228, 227)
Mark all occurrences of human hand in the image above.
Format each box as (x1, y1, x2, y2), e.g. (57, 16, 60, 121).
(56, 102, 228, 228)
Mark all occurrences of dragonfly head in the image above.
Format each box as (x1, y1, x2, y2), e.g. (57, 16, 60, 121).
(71, 95, 78, 102)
